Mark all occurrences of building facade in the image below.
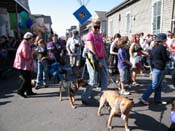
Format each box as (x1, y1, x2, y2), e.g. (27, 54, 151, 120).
(0, 0, 30, 37)
(106, 0, 175, 37)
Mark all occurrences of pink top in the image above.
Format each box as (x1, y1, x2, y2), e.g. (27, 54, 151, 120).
(86, 32, 105, 58)
(13, 39, 34, 71)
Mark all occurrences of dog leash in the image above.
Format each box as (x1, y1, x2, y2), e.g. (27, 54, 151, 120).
(107, 68, 121, 91)
(81, 63, 86, 79)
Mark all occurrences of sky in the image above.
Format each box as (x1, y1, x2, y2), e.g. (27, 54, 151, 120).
(29, 0, 124, 36)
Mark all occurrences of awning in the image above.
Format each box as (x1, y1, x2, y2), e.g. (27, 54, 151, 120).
(0, 0, 30, 13)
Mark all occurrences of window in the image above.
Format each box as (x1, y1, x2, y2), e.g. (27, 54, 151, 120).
(109, 20, 113, 37)
(152, 0, 162, 34)
(126, 12, 131, 35)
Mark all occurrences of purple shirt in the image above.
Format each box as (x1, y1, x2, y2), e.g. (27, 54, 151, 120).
(117, 48, 128, 69)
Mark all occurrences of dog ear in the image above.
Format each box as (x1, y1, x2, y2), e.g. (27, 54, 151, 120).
(77, 79, 87, 87)
(128, 98, 134, 104)
(131, 100, 134, 104)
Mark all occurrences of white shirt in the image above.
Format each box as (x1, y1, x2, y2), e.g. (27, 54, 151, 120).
(66, 37, 82, 55)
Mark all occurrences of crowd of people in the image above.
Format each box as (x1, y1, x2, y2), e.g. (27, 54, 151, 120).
(0, 34, 20, 78)
(1, 18, 175, 130)
(0, 19, 175, 106)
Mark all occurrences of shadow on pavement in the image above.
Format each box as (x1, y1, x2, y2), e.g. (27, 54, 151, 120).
(130, 111, 169, 131)
(0, 68, 20, 106)
(27, 92, 61, 98)
(0, 101, 11, 106)
(132, 77, 175, 94)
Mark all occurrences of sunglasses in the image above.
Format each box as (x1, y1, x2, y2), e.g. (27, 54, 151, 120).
(94, 26, 100, 29)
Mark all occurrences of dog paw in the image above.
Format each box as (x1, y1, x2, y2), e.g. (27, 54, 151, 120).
(121, 114, 126, 120)
(108, 126, 112, 130)
(125, 128, 130, 131)
(97, 112, 101, 116)
(72, 106, 76, 109)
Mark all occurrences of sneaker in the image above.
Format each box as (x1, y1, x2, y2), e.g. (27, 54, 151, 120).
(120, 90, 130, 95)
(17, 92, 27, 98)
(26, 92, 37, 96)
(154, 101, 167, 105)
(116, 80, 120, 84)
(95, 87, 101, 91)
(132, 81, 139, 86)
(139, 97, 149, 105)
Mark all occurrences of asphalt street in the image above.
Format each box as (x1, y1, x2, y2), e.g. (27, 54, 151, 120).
(0, 69, 174, 131)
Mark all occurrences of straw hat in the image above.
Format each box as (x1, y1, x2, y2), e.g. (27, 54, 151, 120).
(92, 18, 101, 26)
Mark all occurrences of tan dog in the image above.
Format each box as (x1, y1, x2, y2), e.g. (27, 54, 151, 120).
(68, 79, 87, 109)
(97, 90, 133, 131)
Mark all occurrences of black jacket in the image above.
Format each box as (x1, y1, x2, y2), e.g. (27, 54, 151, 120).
(150, 44, 169, 70)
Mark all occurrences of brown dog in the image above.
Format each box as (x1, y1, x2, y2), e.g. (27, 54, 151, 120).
(68, 79, 87, 109)
(97, 90, 133, 131)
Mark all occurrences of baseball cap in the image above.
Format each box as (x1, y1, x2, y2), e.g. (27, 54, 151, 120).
(23, 32, 33, 39)
(156, 33, 167, 42)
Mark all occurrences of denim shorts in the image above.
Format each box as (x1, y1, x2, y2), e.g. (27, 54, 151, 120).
(119, 68, 130, 83)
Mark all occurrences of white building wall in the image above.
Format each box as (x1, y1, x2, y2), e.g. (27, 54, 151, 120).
(107, 0, 174, 37)
(130, 0, 152, 34)
(108, 0, 152, 37)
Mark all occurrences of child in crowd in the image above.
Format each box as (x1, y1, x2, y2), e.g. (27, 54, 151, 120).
(35, 39, 49, 89)
(117, 38, 132, 95)
(49, 62, 67, 83)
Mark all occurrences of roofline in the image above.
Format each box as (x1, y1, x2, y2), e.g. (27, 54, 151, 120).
(106, 0, 140, 17)
(15, 0, 30, 13)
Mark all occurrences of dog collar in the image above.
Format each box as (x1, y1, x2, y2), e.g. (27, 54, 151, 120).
(114, 104, 119, 109)
(114, 103, 120, 111)
(114, 97, 122, 111)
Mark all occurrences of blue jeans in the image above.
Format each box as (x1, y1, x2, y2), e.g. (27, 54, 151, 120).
(141, 68, 165, 102)
(36, 60, 49, 86)
(81, 58, 108, 101)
